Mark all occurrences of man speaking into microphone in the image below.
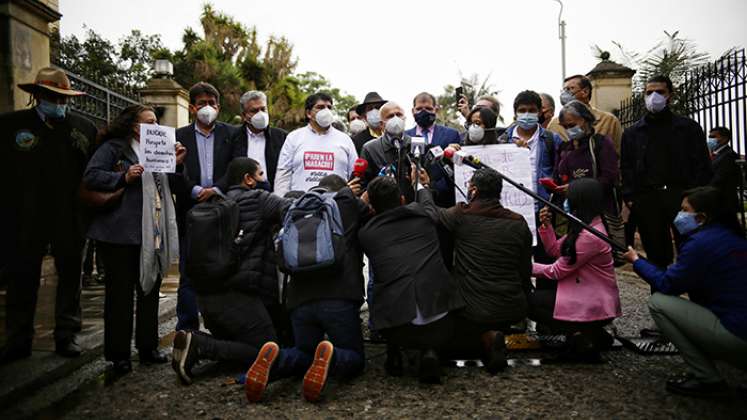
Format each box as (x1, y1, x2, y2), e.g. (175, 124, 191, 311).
(360, 102, 417, 202)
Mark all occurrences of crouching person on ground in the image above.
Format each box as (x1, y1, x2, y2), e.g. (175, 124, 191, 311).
(623, 186, 747, 398)
(529, 178, 622, 363)
(358, 176, 465, 384)
(171, 158, 288, 384)
(244, 174, 369, 403)
(417, 167, 533, 374)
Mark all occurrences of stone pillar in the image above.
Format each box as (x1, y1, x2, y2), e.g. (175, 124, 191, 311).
(586, 53, 636, 114)
(0, 0, 61, 113)
(140, 77, 190, 129)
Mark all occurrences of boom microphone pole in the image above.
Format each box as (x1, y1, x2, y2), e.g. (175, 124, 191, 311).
(444, 148, 627, 252)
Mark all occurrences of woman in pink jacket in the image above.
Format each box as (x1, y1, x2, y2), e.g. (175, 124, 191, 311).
(530, 178, 622, 362)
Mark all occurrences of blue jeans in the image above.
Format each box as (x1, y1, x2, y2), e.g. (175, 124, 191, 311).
(274, 299, 364, 379)
(176, 235, 200, 331)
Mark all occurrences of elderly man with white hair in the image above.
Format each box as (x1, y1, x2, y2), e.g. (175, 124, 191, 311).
(229, 90, 288, 191)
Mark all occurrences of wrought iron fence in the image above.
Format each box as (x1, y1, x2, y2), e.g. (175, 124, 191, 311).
(617, 48, 747, 231)
(52, 65, 141, 128)
(617, 48, 747, 155)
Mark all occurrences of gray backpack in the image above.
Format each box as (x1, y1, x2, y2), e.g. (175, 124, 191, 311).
(276, 188, 345, 273)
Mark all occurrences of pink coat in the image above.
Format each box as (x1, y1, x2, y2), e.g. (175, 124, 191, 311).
(532, 218, 622, 322)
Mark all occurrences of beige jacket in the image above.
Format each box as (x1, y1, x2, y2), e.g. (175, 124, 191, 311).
(547, 106, 623, 155)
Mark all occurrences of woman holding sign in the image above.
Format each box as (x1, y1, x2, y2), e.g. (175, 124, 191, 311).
(83, 105, 186, 374)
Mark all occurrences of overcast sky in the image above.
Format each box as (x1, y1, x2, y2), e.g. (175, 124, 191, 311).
(59, 0, 747, 125)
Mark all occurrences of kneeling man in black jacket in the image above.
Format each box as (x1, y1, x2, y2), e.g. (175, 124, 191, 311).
(171, 158, 290, 385)
(358, 176, 466, 383)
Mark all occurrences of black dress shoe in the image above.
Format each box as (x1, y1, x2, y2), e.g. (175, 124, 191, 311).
(0, 345, 32, 365)
(139, 349, 169, 365)
(482, 331, 507, 375)
(112, 360, 132, 374)
(418, 349, 442, 384)
(55, 338, 82, 358)
(384, 344, 403, 377)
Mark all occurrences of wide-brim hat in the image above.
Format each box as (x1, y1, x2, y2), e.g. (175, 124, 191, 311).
(18, 67, 86, 96)
(355, 91, 386, 115)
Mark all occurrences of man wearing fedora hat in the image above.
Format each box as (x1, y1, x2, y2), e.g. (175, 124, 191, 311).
(0, 67, 98, 363)
(351, 92, 386, 154)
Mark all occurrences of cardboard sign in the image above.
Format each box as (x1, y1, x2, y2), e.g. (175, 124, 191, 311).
(454, 144, 537, 245)
(139, 124, 176, 173)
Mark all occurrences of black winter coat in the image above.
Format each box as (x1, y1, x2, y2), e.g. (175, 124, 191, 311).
(621, 109, 712, 201)
(222, 186, 291, 303)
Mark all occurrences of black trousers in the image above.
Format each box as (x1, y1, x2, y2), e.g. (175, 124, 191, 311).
(441, 314, 512, 360)
(631, 189, 683, 268)
(194, 292, 277, 366)
(98, 242, 161, 361)
(527, 287, 609, 334)
(4, 240, 83, 350)
(382, 313, 456, 351)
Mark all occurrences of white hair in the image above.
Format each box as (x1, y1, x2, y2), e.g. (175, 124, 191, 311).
(239, 90, 267, 110)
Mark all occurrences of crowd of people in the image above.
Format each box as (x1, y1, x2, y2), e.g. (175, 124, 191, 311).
(1, 67, 746, 402)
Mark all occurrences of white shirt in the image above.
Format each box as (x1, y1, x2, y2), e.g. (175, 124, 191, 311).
(274, 125, 358, 196)
(245, 126, 267, 174)
(512, 126, 540, 192)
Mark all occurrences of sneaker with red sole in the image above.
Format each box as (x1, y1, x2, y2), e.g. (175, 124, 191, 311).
(245, 341, 280, 403)
(303, 341, 334, 402)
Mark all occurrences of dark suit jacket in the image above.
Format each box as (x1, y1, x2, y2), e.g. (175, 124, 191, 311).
(175, 122, 237, 224)
(352, 129, 375, 155)
(711, 145, 742, 211)
(358, 202, 465, 330)
(229, 125, 287, 189)
(405, 124, 462, 207)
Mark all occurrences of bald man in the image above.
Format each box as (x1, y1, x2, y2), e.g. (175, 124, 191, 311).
(359, 102, 415, 202)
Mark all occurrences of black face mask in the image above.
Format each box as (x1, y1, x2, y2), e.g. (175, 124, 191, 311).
(255, 180, 271, 191)
(414, 109, 437, 128)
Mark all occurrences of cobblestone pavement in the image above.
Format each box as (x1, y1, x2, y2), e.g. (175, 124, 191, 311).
(58, 271, 746, 419)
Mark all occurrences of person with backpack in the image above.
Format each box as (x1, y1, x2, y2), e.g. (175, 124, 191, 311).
(171, 157, 287, 385)
(555, 100, 619, 214)
(529, 178, 622, 363)
(244, 174, 370, 403)
(84, 105, 184, 374)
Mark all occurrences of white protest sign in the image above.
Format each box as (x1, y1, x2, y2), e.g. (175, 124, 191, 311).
(454, 144, 537, 245)
(139, 124, 176, 173)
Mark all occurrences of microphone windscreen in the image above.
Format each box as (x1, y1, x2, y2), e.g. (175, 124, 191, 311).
(443, 147, 456, 159)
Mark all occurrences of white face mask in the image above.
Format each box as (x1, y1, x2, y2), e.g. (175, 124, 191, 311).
(315, 108, 334, 128)
(468, 124, 485, 142)
(250, 111, 269, 130)
(349, 119, 367, 135)
(366, 109, 381, 128)
(645, 92, 668, 114)
(196, 105, 218, 126)
(385, 116, 405, 137)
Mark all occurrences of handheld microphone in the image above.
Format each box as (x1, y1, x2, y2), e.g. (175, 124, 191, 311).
(426, 145, 444, 163)
(445, 149, 484, 169)
(410, 136, 426, 161)
(352, 158, 368, 180)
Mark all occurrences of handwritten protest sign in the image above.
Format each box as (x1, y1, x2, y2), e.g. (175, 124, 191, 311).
(454, 144, 537, 245)
(139, 124, 176, 173)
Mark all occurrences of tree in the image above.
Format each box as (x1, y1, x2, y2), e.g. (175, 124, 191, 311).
(436, 73, 503, 129)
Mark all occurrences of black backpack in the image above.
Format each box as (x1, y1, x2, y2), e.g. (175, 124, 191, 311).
(185, 194, 241, 284)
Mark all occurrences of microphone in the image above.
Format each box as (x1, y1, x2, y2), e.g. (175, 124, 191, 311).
(352, 158, 368, 179)
(410, 136, 426, 162)
(443, 148, 484, 169)
(426, 145, 444, 163)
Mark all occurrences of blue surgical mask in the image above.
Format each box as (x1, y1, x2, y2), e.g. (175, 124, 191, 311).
(560, 90, 576, 106)
(563, 199, 571, 214)
(38, 100, 67, 120)
(673, 211, 700, 235)
(566, 125, 585, 140)
(707, 138, 719, 152)
(516, 112, 539, 130)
